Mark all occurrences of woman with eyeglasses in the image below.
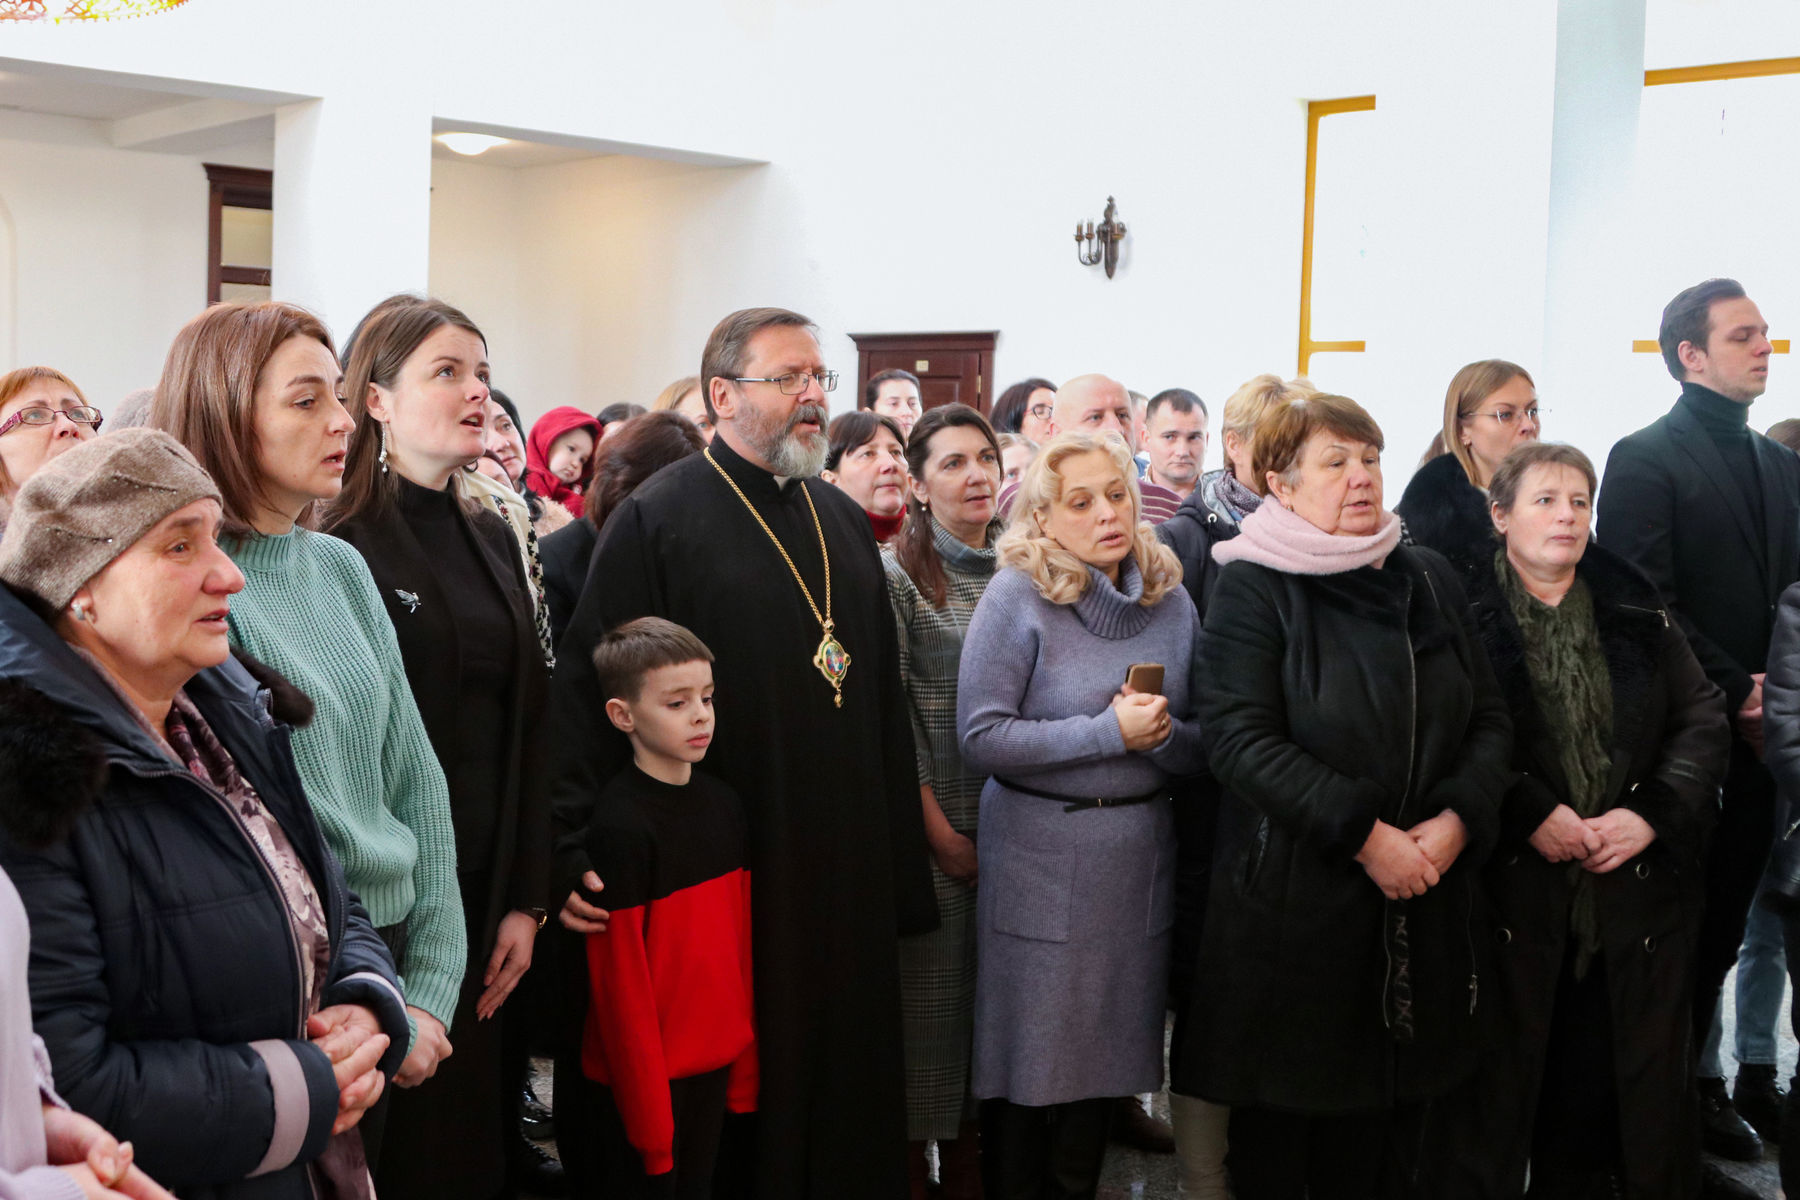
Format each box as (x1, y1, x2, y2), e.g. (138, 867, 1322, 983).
(991, 378, 1057, 446)
(0, 368, 102, 518)
(1396, 360, 1543, 583)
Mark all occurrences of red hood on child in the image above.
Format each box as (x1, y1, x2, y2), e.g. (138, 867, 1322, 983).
(525, 406, 601, 518)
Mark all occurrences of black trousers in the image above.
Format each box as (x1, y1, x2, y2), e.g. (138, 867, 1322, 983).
(557, 1060, 731, 1200)
(978, 1097, 1113, 1200)
(1227, 1107, 1389, 1200)
(1691, 742, 1778, 1051)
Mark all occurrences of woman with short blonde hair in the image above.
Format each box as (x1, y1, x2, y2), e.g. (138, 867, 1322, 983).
(997, 432, 1182, 607)
(959, 430, 1201, 1195)
(649, 374, 712, 442)
(1195, 373, 1316, 526)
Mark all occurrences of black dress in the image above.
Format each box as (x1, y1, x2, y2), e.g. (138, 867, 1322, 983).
(331, 476, 551, 1200)
(547, 435, 936, 1199)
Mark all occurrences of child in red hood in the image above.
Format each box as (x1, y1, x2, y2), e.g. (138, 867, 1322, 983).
(526, 406, 601, 518)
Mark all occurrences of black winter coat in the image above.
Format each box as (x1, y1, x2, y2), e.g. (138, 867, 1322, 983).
(1157, 487, 1238, 617)
(1181, 544, 1513, 1112)
(0, 584, 408, 1200)
(537, 515, 597, 652)
(1598, 385, 1800, 712)
(1431, 542, 1726, 1200)
(1394, 452, 1497, 582)
(1155, 492, 1234, 1020)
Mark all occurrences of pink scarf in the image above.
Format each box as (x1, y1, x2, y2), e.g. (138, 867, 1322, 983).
(1212, 499, 1402, 575)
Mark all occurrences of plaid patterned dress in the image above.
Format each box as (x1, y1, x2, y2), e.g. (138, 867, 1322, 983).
(882, 520, 999, 1140)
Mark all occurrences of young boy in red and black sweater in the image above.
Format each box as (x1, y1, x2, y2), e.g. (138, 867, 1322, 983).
(576, 616, 755, 1200)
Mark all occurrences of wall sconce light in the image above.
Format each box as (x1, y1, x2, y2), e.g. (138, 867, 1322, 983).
(1075, 196, 1127, 278)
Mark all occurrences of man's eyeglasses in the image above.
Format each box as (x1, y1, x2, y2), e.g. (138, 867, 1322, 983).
(732, 372, 839, 396)
(1469, 406, 1545, 427)
(0, 405, 104, 438)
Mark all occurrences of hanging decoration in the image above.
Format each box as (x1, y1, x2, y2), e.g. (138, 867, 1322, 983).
(0, 0, 191, 19)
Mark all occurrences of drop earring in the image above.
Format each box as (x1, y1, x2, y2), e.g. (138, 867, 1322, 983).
(378, 423, 390, 474)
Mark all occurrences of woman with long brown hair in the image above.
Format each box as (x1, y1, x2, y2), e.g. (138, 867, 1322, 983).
(151, 302, 465, 1157)
(324, 295, 550, 1200)
(882, 403, 1003, 1197)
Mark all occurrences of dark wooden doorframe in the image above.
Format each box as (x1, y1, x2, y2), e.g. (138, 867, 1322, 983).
(849, 331, 998, 418)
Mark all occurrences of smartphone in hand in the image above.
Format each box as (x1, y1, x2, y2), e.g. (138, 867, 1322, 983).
(1124, 662, 1164, 696)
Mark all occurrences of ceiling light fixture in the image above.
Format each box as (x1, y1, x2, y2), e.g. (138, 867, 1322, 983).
(436, 132, 512, 157)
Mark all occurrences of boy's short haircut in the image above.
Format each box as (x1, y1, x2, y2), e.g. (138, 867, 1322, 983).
(592, 616, 715, 703)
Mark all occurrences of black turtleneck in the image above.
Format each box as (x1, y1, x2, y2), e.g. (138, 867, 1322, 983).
(1679, 381, 1763, 527)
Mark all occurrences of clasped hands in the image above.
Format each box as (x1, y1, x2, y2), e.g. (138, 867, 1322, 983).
(306, 1004, 390, 1135)
(1112, 686, 1171, 752)
(1529, 803, 1656, 873)
(1356, 810, 1469, 901)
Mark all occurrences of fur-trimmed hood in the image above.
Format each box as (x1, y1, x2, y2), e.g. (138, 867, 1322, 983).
(0, 581, 312, 850)
(1395, 451, 1497, 578)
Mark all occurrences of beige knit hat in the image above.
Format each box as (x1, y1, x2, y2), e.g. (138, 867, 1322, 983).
(0, 427, 222, 613)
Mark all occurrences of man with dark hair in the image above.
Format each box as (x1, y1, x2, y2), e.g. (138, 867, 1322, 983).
(1141, 389, 1210, 519)
(1599, 278, 1798, 1190)
(546, 307, 936, 1199)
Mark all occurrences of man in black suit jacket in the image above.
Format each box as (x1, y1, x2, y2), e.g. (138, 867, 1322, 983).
(1599, 278, 1798, 1175)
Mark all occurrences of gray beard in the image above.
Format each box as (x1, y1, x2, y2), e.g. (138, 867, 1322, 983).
(742, 401, 830, 477)
(768, 430, 828, 478)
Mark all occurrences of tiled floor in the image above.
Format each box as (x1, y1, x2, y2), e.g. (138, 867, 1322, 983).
(534, 965, 1794, 1198)
(1094, 968, 1792, 1198)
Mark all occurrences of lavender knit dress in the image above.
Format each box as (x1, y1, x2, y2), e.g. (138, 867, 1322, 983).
(957, 556, 1204, 1105)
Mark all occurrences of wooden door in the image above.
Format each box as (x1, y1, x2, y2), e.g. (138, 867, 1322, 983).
(849, 331, 998, 418)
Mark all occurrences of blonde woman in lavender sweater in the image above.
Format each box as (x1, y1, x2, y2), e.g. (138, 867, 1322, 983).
(957, 431, 1204, 1198)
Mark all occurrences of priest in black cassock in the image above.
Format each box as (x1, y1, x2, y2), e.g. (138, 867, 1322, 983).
(546, 307, 938, 1199)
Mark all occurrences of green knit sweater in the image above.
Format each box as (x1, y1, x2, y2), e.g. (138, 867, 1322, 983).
(227, 527, 466, 1032)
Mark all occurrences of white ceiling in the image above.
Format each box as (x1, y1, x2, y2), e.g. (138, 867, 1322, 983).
(430, 137, 605, 168)
(0, 68, 194, 120)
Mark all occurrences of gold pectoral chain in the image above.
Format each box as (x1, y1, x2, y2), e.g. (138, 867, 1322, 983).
(705, 449, 850, 707)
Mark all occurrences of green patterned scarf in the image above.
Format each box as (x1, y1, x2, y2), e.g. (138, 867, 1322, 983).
(1498, 551, 1614, 978)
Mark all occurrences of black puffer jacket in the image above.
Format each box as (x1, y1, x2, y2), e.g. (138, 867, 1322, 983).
(1432, 542, 1724, 1200)
(1181, 543, 1513, 1112)
(1395, 451, 1496, 582)
(1156, 491, 1235, 1022)
(1157, 487, 1238, 617)
(0, 583, 408, 1200)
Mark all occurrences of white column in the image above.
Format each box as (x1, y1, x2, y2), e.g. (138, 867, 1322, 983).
(272, 83, 433, 342)
(1540, 0, 1647, 458)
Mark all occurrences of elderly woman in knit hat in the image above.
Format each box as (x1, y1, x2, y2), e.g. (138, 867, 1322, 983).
(1182, 394, 1512, 1199)
(0, 429, 409, 1200)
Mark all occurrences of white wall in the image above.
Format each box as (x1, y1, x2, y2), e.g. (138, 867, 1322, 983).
(0, 110, 269, 406)
(7, 0, 1798, 492)
(423, 0, 1567, 493)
